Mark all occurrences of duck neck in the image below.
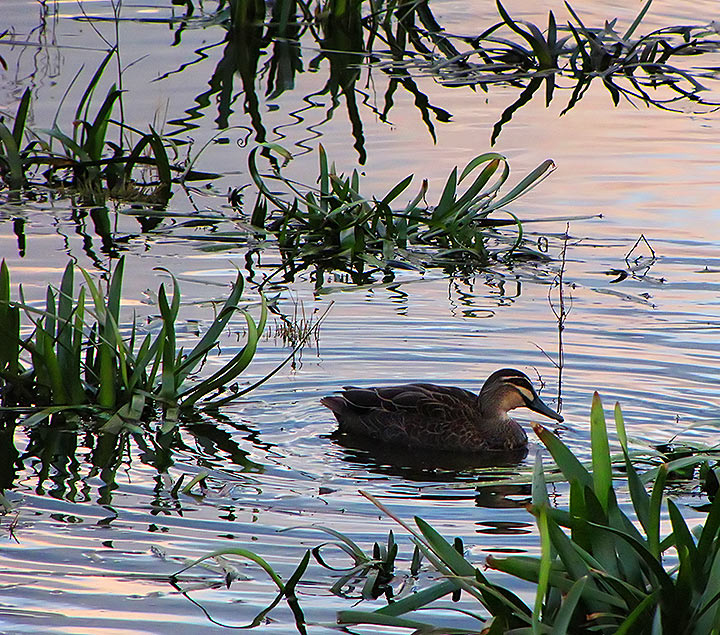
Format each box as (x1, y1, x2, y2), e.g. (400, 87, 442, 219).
(479, 401, 527, 448)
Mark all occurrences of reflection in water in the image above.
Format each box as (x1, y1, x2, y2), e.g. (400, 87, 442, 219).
(333, 432, 534, 509)
(162, 0, 720, 153)
(7, 414, 269, 507)
(473, 479, 531, 509)
(0, 417, 20, 494)
(332, 430, 527, 483)
(166, 0, 448, 156)
(476, 520, 533, 535)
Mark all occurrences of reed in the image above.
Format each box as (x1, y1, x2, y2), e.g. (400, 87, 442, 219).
(248, 143, 555, 273)
(0, 257, 274, 429)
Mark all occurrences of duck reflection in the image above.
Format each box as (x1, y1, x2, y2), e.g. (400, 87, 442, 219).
(332, 431, 532, 509)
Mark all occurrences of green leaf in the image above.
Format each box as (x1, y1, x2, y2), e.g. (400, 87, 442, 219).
(668, 498, 698, 568)
(376, 580, 459, 616)
(647, 464, 667, 559)
(175, 272, 245, 384)
(697, 484, 720, 561)
(552, 576, 588, 634)
(380, 174, 413, 208)
(414, 516, 477, 577)
(487, 555, 625, 609)
(532, 423, 592, 489)
(590, 392, 613, 511)
(532, 452, 550, 507)
(487, 159, 555, 211)
(696, 548, 720, 631)
(534, 505, 552, 634)
(623, 447, 650, 533)
(434, 167, 458, 218)
(585, 520, 674, 598)
(319, 143, 329, 211)
(0, 122, 24, 189)
(614, 591, 660, 635)
(12, 87, 31, 148)
(337, 610, 437, 630)
(614, 402, 628, 449)
(178, 308, 261, 409)
(623, 0, 654, 40)
(74, 47, 115, 127)
(454, 159, 500, 212)
(83, 86, 122, 161)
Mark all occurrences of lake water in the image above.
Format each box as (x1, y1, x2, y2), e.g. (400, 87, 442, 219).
(1, 0, 720, 632)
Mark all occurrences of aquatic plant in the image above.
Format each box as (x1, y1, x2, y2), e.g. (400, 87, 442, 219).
(0, 257, 274, 429)
(339, 395, 720, 633)
(247, 143, 555, 278)
(0, 54, 174, 203)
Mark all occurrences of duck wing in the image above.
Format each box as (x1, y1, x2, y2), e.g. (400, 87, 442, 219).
(335, 383, 478, 420)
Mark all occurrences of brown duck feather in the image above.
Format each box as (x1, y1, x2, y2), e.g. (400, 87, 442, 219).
(321, 369, 563, 452)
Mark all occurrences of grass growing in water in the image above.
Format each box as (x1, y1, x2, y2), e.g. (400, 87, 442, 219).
(0, 51, 183, 204)
(247, 143, 556, 280)
(0, 257, 275, 430)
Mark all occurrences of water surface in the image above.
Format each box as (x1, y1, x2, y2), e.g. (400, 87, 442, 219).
(1, 0, 719, 631)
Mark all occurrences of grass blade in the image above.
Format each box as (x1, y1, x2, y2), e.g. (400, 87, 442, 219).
(532, 422, 592, 489)
(590, 392, 613, 511)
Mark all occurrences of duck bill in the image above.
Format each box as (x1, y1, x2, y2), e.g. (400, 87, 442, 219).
(528, 396, 564, 423)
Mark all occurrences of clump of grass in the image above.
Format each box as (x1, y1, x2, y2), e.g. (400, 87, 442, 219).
(247, 143, 555, 276)
(0, 257, 273, 430)
(338, 395, 720, 633)
(0, 54, 174, 203)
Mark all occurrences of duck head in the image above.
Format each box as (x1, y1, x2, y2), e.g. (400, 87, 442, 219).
(480, 368, 564, 423)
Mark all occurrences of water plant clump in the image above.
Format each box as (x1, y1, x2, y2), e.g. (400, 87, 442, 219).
(247, 143, 556, 280)
(337, 395, 720, 633)
(0, 56, 176, 203)
(0, 257, 272, 430)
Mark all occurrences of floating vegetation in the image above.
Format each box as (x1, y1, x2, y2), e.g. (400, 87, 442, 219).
(246, 143, 556, 284)
(0, 257, 275, 429)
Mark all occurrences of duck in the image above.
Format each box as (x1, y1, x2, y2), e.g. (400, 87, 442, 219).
(321, 368, 563, 452)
